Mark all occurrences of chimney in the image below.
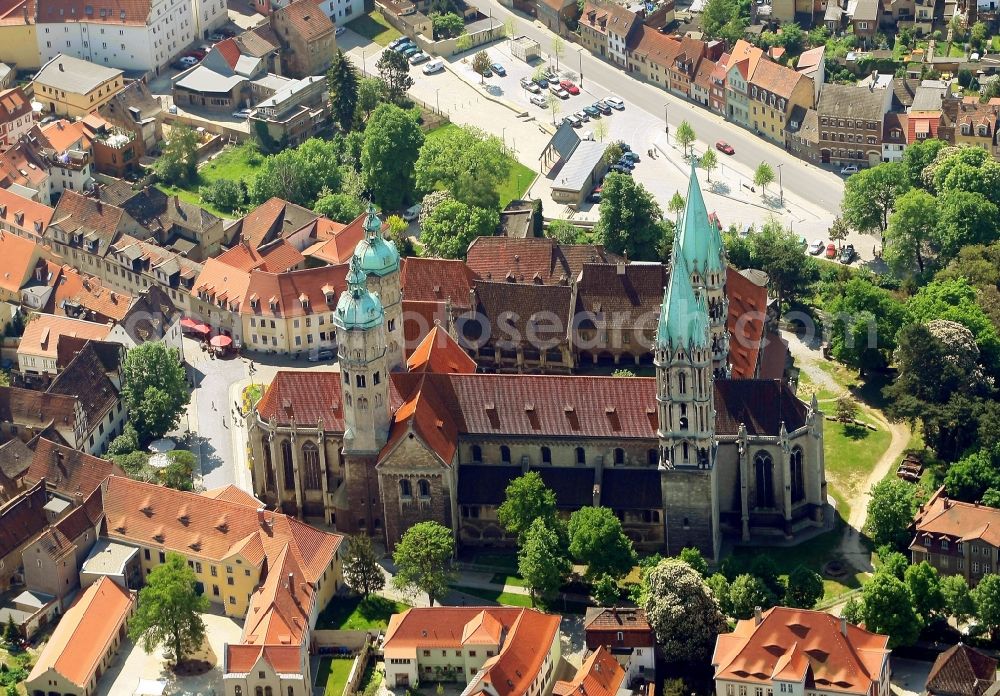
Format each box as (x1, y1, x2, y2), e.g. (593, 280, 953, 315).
(257, 505, 267, 526)
(288, 573, 294, 596)
(840, 616, 848, 636)
(943, 496, 951, 509)
(753, 606, 762, 625)
(58, 62, 64, 72)
(616, 260, 626, 275)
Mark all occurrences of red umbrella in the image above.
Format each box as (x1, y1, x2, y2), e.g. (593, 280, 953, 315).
(180, 317, 198, 330)
(210, 335, 233, 348)
(192, 323, 211, 335)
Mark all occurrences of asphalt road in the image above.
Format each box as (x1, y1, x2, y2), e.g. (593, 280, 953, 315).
(477, 0, 847, 217)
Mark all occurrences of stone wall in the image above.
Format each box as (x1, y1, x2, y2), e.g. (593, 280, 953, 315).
(661, 466, 718, 559)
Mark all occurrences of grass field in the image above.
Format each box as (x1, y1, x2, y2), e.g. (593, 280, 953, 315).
(452, 585, 535, 607)
(350, 10, 401, 46)
(316, 657, 353, 696)
(316, 594, 409, 630)
(424, 122, 535, 208)
(489, 573, 526, 587)
(155, 144, 261, 218)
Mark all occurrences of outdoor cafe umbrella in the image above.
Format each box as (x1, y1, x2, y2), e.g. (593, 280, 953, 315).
(210, 334, 233, 348)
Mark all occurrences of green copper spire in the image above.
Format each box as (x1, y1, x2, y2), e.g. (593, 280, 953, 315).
(353, 204, 400, 277)
(333, 257, 384, 331)
(656, 250, 710, 352)
(677, 158, 725, 276)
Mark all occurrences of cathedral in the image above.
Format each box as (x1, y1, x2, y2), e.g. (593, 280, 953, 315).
(246, 166, 827, 560)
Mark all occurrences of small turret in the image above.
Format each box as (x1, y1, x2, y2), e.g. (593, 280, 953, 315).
(333, 258, 384, 331)
(352, 204, 400, 277)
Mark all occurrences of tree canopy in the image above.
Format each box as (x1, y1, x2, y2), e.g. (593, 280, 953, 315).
(414, 126, 511, 209)
(121, 341, 189, 445)
(643, 559, 727, 662)
(249, 137, 343, 208)
(327, 49, 359, 130)
(498, 471, 558, 542)
(128, 552, 210, 664)
(392, 521, 456, 606)
(595, 173, 669, 261)
(860, 571, 922, 648)
(376, 49, 413, 104)
(864, 478, 918, 550)
(418, 198, 498, 258)
(518, 517, 570, 602)
(344, 534, 386, 597)
(567, 506, 637, 580)
(154, 125, 199, 186)
(841, 162, 910, 236)
(362, 104, 423, 210)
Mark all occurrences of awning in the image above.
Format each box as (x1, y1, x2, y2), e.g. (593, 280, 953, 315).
(210, 335, 233, 348)
(180, 317, 198, 329)
(192, 323, 211, 334)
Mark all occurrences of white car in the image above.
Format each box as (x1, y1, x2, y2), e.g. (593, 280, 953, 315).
(402, 203, 421, 221)
(232, 109, 252, 119)
(840, 165, 858, 175)
(409, 51, 430, 65)
(808, 239, 825, 255)
(422, 60, 444, 75)
(574, 110, 589, 122)
(605, 95, 625, 110)
(335, 26, 346, 35)
(529, 94, 547, 107)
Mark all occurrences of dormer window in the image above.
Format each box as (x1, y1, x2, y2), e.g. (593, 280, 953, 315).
(962, 124, 971, 135)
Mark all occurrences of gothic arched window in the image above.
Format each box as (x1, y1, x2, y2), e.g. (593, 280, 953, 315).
(791, 447, 805, 503)
(280, 440, 294, 491)
(754, 451, 775, 508)
(262, 438, 275, 491)
(302, 441, 321, 491)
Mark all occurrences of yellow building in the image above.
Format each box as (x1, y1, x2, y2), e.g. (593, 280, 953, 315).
(949, 100, 999, 156)
(32, 53, 124, 117)
(0, 1, 40, 72)
(748, 59, 815, 145)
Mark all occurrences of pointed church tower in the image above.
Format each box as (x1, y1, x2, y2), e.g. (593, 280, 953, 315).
(655, 245, 721, 560)
(334, 257, 392, 455)
(353, 205, 404, 371)
(676, 159, 729, 377)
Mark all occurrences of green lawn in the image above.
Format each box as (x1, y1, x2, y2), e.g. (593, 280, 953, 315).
(316, 594, 409, 630)
(349, 10, 401, 46)
(451, 585, 535, 607)
(465, 550, 519, 571)
(489, 573, 526, 587)
(824, 412, 892, 521)
(424, 122, 535, 208)
(155, 143, 263, 219)
(315, 657, 353, 696)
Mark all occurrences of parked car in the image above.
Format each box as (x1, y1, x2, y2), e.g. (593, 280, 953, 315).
(808, 239, 825, 255)
(534, 76, 549, 89)
(184, 49, 206, 59)
(583, 105, 601, 118)
(609, 164, 632, 174)
(573, 110, 589, 122)
(621, 151, 639, 163)
(208, 32, 225, 41)
(529, 94, 547, 107)
(409, 51, 430, 65)
(520, 77, 540, 92)
(422, 59, 444, 74)
(335, 26, 346, 35)
(619, 142, 631, 152)
(715, 140, 735, 155)
(389, 37, 410, 48)
(840, 164, 858, 175)
(825, 243, 837, 259)
(491, 63, 506, 76)
(560, 79, 580, 95)
(604, 96, 625, 110)
(594, 101, 612, 115)
(217, 27, 237, 37)
(232, 108, 252, 119)
(588, 185, 602, 203)
(562, 115, 582, 128)
(798, 236, 808, 249)
(308, 348, 335, 362)
(402, 45, 420, 57)
(549, 84, 569, 99)
(839, 244, 857, 264)
(402, 203, 422, 221)
(617, 156, 635, 170)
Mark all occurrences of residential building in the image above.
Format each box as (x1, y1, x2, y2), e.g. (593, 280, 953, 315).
(24, 437, 123, 504)
(120, 187, 227, 261)
(578, 2, 609, 57)
(911, 488, 1000, 585)
(0, 481, 57, 591)
(246, 176, 827, 560)
(0, 228, 54, 308)
(17, 312, 111, 376)
(537, 0, 579, 35)
(250, 74, 331, 146)
(173, 38, 295, 113)
(79, 113, 142, 178)
(38, 119, 95, 195)
(0, 138, 53, 204)
(815, 83, 891, 167)
(382, 607, 562, 692)
(709, 52, 728, 114)
(0, 184, 55, 243)
(583, 607, 655, 683)
(924, 644, 997, 696)
(882, 112, 907, 161)
(713, 607, 891, 696)
(0, 385, 87, 451)
(579, 1, 641, 64)
(48, 265, 133, 323)
(627, 27, 679, 92)
(0, 86, 33, 146)
(34, 0, 226, 74)
(553, 647, 627, 696)
(32, 54, 123, 118)
(747, 58, 814, 145)
(666, 36, 707, 98)
(25, 576, 135, 696)
(849, 0, 883, 44)
(692, 56, 715, 107)
(96, 79, 163, 156)
(725, 40, 764, 128)
(0, 0, 41, 71)
(786, 106, 819, 161)
(942, 99, 999, 155)
(106, 284, 183, 353)
(271, 0, 336, 78)
(796, 46, 825, 104)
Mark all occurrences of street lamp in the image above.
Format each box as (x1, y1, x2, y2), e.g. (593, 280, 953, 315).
(578, 48, 584, 87)
(502, 126, 507, 149)
(776, 163, 784, 205)
(664, 103, 669, 136)
(361, 48, 366, 75)
(436, 88, 440, 114)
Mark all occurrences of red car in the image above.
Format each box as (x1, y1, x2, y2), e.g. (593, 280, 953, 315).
(560, 79, 580, 95)
(825, 243, 837, 258)
(715, 140, 735, 155)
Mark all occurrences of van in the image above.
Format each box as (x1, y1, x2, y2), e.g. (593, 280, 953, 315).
(529, 94, 547, 107)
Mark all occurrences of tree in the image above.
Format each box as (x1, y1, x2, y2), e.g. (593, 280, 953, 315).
(154, 125, 199, 186)
(944, 447, 1000, 502)
(864, 478, 917, 549)
(974, 573, 1000, 639)
(605, 141, 625, 166)
(907, 278, 1000, 368)
(593, 118, 609, 142)
(702, 0, 739, 36)
(384, 214, 414, 257)
(356, 77, 383, 121)
(777, 22, 805, 53)
(667, 191, 685, 216)
(518, 517, 570, 602)
(706, 573, 732, 616)
(875, 547, 909, 579)
(828, 215, 850, 249)
(343, 534, 386, 597)
(432, 12, 464, 39)
(901, 138, 947, 188)
(121, 341, 189, 445)
(971, 21, 988, 49)
(935, 190, 1000, 262)
(551, 35, 565, 69)
(753, 162, 775, 196)
(419, 199, 498, 258)
(498, 471, 558, 542)
(327, 50, 359, 130)
(860, 571, 921, 647)
(455, 32, 473, 53)
(568, 506, 636, 580)
(840, 162, 910, 238)
(679, 547, 709, 577)
(249, 137, 343, 208)
(885, 188, 939, 273)
(392, 521, 456, 606)
(643, 559, 727, 662)
(2, 615, 16, 646)
(595, 173, 669, 261)
(747, 220, 819, 310)
(107, 422, 139, 456)
(941, 574, 975, 622)
(700, 148, 718, 182)
(675, 121, 696, 157)
(314, 192, 365, 223)
(128, 553, 210, 664)
(904, 561, 945, 623)
(376, 49, 413, 104)
(784, 566, 823, 609)
(612, 368, 635, 377)
(547, 219, 585, 244)
(161, 450, 195, 491)
(592, 574, 621, 606)
(362, 104, 423, 210)
(414, 125, 511, 209)
(199, 178, 246, 213)
(729, 574, 777, 619)
(504, 17, 517, 45)
(472, 50, 492, 82)
(546, 91, 561, 124)
(835, 394, 859, 422)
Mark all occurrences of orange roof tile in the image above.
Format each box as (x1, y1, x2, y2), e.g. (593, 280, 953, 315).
(406, 325, 476, 374)
(728, 40, 764, 79)
(913, 487, 1000, 547)
(51, 266, 132, 322)
(36, 0, 150, 25)
(0, 86, 31, 122)
(27, 577, 134, 688)
(726, 267, 767, 379)
(19, 313, 111, 359)
(40, 119, 89, 154)
(216, 238, 305, 273)
(0, 229, 45, 293)
(552, 647, 625, 696)
(25, 437, 123, 499)
(301, 214, 364, 265)
(0, 186, 54, 239)
(240, 264, 349, 319)
(203, 484, 264, 508)
(749, 58, 805, 99)
(400, 257, 477, 308)
(274, 0, 334, 42)
(402, 299, 451, 356)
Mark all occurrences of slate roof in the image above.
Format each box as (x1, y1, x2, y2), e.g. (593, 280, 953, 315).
(465, 280, 572, 347)
(0, 437, 32, 481)
(817, 83, 888, 121)
(575, 262, 667, 331)
(0, 480, 49, 560)
(457, 465, 524, 505)
(24, 437, 123, 500)
(926, 644, 997, 696)
(600, 468, 662, 509)
(714, 379, 808, 436)
(46, 340, 120, 426)
(33, 54, 123, 91)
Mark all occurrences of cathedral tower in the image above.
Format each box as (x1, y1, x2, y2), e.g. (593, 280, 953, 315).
(655, 245, 721, 560)
(676, 159, 729, 377)
(353, 205, 404, 371)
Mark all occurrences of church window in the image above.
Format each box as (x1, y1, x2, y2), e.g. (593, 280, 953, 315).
(374, 371, 380, 385)
(791, 447, 805, 503)
(280, 440, 294, 491)
(343, 370, 349, 384)
(262, 438, 275, 490)
(682, 442, 689, 462)
(256, 688, 263, 696)
(471, 445, 482, 462)
(303, 442, 321, 490)
(648, 449, 658, 465)
(400, 480, 412, 498)
(754, 452, 775, 508)
(614, 448, 625, 465)
(576, 447, 586, 465)
(356, 374, 366, 388)
(541, 446, 552, 464)
(358, 397, 368, 410)
(678, 372, 686, 394)
(265, 687, 273, 696)
(418, 479, 430, 498)
(501, 446, 511, 464)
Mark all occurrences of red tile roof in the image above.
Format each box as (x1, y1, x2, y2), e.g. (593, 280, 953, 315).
(406, 325, 476, 374)
(629, 26, 682, 68)
(726, 267, 767, 379)
(25, 438, 123, 500)
(0, 480, 50, 560)
(40, 119, 89, 154)
(216, 239, 305, 273)
(0, 86, 31, 122)
(203, 484, 264, 508)
(301, 214, 363, 265)
(51, 265, 132, 322)
(749, 58, 805, 100)
(713, 608, 889, 694)
(19, 313, 111, 359)
(232, 197, 319, 250)
(241, 264, 349, 319)
(925, 644, 997, 696)
(26, 577, 134, 689)
(907, 113, 941, 143)
(0, 185, 54, 238)
(0, 227, 45, 293)
(214, 37, 243, 69)
(465, 237, 621, 285)
(552, 647, 625, 696)
(912, 487, 1000, 547)
(400, 257, 477, 309)
(274, 0, 334, 42)
(402, 299, 451, 355)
